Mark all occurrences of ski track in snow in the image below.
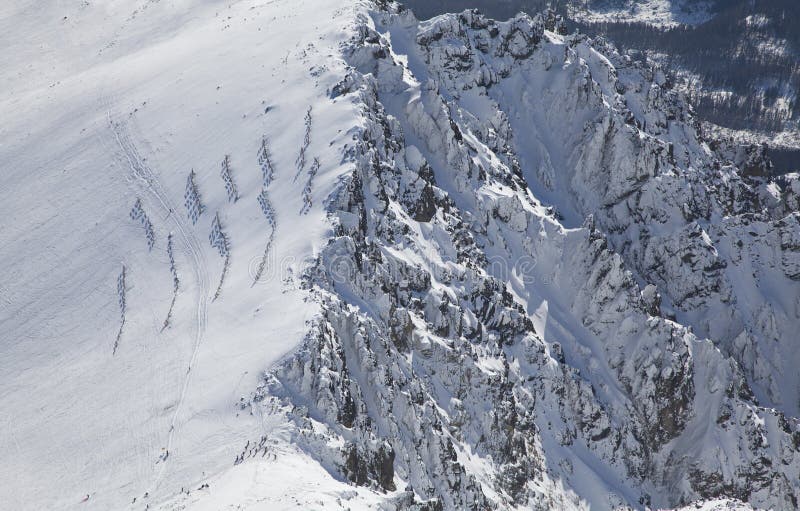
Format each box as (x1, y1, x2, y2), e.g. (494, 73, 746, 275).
(105, 106, 209, 492)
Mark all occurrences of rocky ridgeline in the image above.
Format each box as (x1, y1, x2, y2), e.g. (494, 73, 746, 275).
(396, 2, 800, 418)
(249, 3, 800, 509)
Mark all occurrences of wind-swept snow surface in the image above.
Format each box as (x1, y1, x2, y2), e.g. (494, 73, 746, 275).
(3, 0, 800, 510)
(0, 0, 363, 508)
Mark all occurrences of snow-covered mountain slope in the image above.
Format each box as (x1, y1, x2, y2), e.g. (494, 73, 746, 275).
(0, 0, 364, 509)
(3, 0, 800, 510)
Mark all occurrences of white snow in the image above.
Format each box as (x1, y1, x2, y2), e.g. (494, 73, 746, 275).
(0, 0, 364, 509)
(154, 442, 383, 511)
(2, 0, 799, 509)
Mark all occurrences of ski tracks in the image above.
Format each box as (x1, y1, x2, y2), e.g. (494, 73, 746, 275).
(105, 107, 209, 492)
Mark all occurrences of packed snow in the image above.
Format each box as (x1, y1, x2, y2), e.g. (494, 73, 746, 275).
(0, 0, 366, 508)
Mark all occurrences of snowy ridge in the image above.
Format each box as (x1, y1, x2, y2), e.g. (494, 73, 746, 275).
(255, 3, 800, 510)
(2, 0, 800, 510)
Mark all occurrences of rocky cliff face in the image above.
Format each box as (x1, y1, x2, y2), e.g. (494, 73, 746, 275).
(251, 3, 800, 509)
